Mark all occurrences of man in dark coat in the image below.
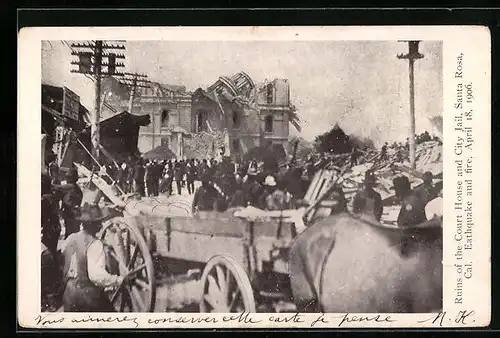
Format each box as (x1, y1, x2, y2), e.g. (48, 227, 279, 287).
(192, 176, 220, 213)
(394, 176, 427, 227)
(380, 142, 388, 161)
(133, 158, 145, 197)
(199, 159, 211, 181)
(41, 173, 61, 257)
(41, 240, 63, 312)
(116, 162, 129, 193)
(350, 147, 361, 167)
(152, 160, 162, 196)
(414, 171, 436, 206)
(53, 168, 83, 239)
(166, 161, 174, 195)
(174, 160, 183, 195)
(306, 157, 316, 181)
(242, 166, 263, 207)
(180, 160, 187, 188)
(125, 160, 135, 193)
(46, 152, 61, 184)
(145, 160, 155, 197)
(186, 159, 197, 195)
(352, 171, 383, 222)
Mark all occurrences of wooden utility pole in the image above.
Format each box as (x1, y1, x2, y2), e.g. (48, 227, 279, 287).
(119, 72, 151, 114)
(70, 41, 125, 159)
(397, 41, 424, 169)
(119, 72, 152, 145)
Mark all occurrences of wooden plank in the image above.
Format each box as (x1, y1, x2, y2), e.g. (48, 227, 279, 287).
(75, 163, 125, 207)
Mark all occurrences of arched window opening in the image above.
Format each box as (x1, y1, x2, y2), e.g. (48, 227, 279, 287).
(196, 110, 207, 132)
(161, 110, 170, 127)
(265, 115, 273, 132)
(266, 83, 274, 104)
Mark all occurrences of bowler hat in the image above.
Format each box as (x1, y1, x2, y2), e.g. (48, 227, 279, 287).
(264, 175, 277, 187)
(76, 203, 110, 223)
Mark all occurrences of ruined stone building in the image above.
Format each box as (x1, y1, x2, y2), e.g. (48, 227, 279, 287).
(191, 72, 298, 158)
(99, 73, 298, 160)
(100, 77, 191, 158)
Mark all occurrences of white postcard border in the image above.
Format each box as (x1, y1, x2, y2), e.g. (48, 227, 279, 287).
(18, 25, 491, 329)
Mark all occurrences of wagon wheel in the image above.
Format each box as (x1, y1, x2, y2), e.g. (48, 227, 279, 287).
(100, 219, 156, 312)
(199, 255, 256, 313)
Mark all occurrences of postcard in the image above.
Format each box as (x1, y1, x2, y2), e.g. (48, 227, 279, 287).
(18, 25, 490, 328)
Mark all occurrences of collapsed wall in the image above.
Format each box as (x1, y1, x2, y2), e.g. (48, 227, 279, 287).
(183, 131, 227, 160)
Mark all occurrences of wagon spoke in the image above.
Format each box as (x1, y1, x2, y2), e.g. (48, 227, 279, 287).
(124, 228, 130, 265)
(116, 230, 128, 264)
(120, 288, 127, 312)
(101, 221, 155, 313)
(127, 245, 139, 270)
(207, 275, 219, 295)
(121, 286, 133, 312)
(109, 250, 129, 274)
(128, 263, 147, 277)
(215, 265, 226, 293)
(225, 269, 233, 300)
(203, 294, 216, 309)
(111, 284, 123, 303)
(200, 256, 256, 313)
(228, 289, 241, 311)
(130, 285, 146, 311)
(133, 277, 150, 291)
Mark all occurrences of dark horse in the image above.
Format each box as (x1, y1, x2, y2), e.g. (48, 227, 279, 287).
(289, 212, 442, 313)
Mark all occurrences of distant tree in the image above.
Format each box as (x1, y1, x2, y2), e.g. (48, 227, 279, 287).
(314, 123, 351, 154)
(416, 130, 432, 144)
(348, 134, 375, 150)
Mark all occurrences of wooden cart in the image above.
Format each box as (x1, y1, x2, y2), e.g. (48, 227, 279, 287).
(80, 164, 362, 313)
(100, 209, 299, 313)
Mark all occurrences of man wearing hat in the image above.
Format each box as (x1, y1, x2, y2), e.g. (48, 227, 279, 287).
(192, 175, 220, 214)
(258, 175, 289, 211)
(53, 167, 83, 239)
(186, 159, 197, 195)
(414, 171, 437, 206)
(62, 203, 123, 312)
(242, 165, 263, 207)
(393, 175, 427, 227)
(352, 171, 383, 222)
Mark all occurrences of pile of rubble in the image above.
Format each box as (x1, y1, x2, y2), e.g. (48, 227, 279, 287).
(341, 140, 443, 201)
(303, 140, 443, 204)
(183, 131, 226, 160)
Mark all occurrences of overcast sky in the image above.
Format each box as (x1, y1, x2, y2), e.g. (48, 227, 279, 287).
(42, 40, 442, 145)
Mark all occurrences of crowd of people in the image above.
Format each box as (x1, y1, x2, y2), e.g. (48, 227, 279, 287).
(40, 143, 442, 312)
(352, 169, 442, 226)
(96, 154, 311, 213)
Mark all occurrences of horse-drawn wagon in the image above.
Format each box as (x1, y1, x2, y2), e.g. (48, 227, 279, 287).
(76, 163, 443, 314)
(100, 207, 304, 313)
(76, 162, 342, 313)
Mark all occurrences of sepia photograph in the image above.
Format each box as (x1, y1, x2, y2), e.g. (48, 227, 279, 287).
(39, 38, 444, 314)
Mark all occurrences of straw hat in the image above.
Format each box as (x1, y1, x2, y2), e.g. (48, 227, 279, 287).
(264, 175, 277, 187)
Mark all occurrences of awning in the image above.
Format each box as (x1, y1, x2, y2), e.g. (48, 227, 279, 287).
(142, 143, 176, 160)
